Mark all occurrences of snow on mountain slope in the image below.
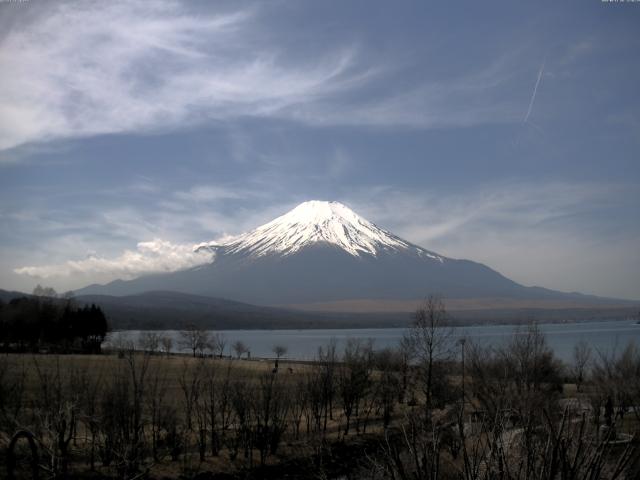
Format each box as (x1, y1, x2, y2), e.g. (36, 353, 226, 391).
(196, 200, 444, 261)
(75, 200, 618, 307)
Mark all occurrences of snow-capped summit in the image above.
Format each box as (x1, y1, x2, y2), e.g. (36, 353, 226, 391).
(198, 200, 443, 260)
(76, 200, 588, 308)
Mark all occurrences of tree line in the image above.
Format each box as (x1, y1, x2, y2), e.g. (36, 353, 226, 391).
(0, 286, 108, 354)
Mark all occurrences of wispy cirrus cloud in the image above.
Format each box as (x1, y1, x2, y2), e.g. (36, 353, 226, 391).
(0, 1, 369, 152)
(353, 181, 623, 245)
(346, 181, 640, 298)
(0, 0, 530, 154)
(285, 53, 524, 129)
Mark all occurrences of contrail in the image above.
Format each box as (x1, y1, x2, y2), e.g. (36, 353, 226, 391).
(523, 59, 545, 123)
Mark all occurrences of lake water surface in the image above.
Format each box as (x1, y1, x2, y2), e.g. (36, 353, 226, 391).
(110, 319, 640, 363)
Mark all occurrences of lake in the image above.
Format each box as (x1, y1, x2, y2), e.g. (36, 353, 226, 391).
(108, 319, 640, 363)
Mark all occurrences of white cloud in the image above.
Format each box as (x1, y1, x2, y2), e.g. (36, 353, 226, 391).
(284, 54, 522, 129)
(14, 238, 213, 279)
(0, 1, 368, 151)
(0, 1, 528, 153)
(355, 182, 617, 245)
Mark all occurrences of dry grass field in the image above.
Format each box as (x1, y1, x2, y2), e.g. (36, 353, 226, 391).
(1, 322, 639, 480)
(0, 350, 403, 479)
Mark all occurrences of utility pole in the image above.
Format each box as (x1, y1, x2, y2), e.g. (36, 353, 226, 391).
(460, 337, 466, 407)
(458, 337, 467, 475)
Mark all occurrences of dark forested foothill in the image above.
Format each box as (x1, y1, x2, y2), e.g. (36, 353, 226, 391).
(0, 289, 108, 353)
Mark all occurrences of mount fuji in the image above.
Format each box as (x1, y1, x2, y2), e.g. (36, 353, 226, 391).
(75, 201, 615, 310)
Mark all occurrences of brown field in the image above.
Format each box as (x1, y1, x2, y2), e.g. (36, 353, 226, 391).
(1, 323, 639, 480)
(0, 351, 402, 479)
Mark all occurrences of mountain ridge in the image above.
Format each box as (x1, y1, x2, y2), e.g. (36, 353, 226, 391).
(2, 288, 637, 330)
(74, 201, 636, 310)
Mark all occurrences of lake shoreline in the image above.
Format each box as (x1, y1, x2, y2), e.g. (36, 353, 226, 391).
(107, 319, 640, 363)
(109, 312, 640, 332)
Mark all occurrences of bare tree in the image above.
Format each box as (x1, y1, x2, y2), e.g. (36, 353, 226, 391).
(380, 405, 638, 480)
(78, 363, 104, 471)
(272, 344, 287, 370)
(372, 348, 402, 429)
(111, 331, 134, 356)
(0, 355, 26, 434)
(406, 295, 453, 418)
(180, 325, 210, 358)
(317, 338, 338, 431)
(31, 357, 84, 477)
(289, 377, 309, 440)
(272, 344, 287, 360)
(398, 336, 413, 404)
(571, 339, 591, 393)
(160, 335, 173, 357)
(213, 332, 227, 358)
(232, 340, 249, 359)
(178, 359, 204, 432)
(338, 338, 373, 435)
(253, 372, 290, 466)
(591, 341, 640, 424)
(305, 368, 325, 436)
(230, 380, 254, 465)
(138, 332, 160, 355)
(214, 361, 236, 452)
(124, 351, 150, 474)
(202, 361, 220, 456)
(145, 365, 169, 461)
(466, 321, 564, 470)
(98, 351, 150, 476)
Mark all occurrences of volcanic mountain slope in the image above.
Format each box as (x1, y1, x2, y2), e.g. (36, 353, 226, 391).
(76, 201, 614, 307)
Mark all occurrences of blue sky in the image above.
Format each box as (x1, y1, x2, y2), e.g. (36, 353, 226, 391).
(0, 1, 639, 299)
